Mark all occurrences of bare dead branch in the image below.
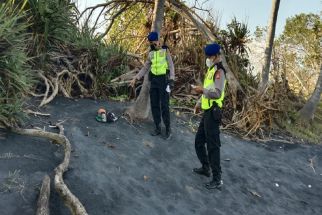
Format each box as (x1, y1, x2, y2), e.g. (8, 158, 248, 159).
(92, 5, 107, 31)
(98, 3, 134, 40)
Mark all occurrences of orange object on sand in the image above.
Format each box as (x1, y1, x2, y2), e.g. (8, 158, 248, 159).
(98, 108, 106, 114)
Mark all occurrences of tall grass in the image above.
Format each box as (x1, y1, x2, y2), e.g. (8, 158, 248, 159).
(25, 0, 78, 61)
(0, 3, 33, 127)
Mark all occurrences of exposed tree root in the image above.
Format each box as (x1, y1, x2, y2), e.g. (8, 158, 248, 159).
(12, 125, 88, 215)
(36, 175, 50, 215)
(39, 70, 70, 107)
(33, 49, 98, 108)
(110, 69, 139, 83)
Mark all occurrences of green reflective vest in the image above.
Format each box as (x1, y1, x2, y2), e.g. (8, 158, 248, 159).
(201, 66, 226, 110)
(151, 49, 168, 75)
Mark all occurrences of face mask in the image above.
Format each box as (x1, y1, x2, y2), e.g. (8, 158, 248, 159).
(150, 43, 159, 51)
(150, 44, 156, 50)
(206, 58, 214, 68)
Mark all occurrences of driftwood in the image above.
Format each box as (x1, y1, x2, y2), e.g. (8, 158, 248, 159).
(12, 125, 88, 215)
(24, 110, 51, 117)
(36, 175, 50, 215)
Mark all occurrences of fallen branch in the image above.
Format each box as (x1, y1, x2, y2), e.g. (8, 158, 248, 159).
(36, 175, 50, 215)
(12, 126, 88, 215)
(24, 110, 51, 117)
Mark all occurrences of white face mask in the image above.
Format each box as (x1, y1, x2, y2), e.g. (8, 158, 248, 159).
(206, 58, 214, 68)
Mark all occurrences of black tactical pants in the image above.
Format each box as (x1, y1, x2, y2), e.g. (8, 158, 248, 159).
(195, 105, 222, 180)
(149, 74, 170, 129)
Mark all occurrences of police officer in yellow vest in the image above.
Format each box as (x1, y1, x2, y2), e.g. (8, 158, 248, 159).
(130, 32, 175, 139)
(192, 43, 226, 189)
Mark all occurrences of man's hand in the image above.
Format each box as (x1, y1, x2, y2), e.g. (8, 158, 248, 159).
(194, 104, 201, 114)
(130, 78, 136, 88)
(192, 85, 204, 94)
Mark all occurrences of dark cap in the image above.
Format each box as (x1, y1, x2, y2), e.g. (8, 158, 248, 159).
(204, 43, 221, 56)
(147, 32, 159, 42)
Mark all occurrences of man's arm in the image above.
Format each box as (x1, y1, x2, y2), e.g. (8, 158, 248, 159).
(193, 96, 202, 114)
(203, 69, 225, 99)
(166, 50, 175, 80)
(134, 53, 152, 80)
(196, 96, 201, 107)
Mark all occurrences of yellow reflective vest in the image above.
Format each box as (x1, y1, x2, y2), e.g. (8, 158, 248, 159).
(151, 49, 168, 75)
(201, 66, 226, 110)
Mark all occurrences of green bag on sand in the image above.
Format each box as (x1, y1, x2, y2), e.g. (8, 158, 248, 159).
(96, 108, 107, 123)
(96, 115, 105, 123)
(96, 108, 118, 123)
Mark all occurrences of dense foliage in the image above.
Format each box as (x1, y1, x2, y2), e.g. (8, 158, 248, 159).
(0, 3, 33, 127)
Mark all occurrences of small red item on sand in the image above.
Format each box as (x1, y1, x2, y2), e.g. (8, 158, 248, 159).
(98, 108, 106, 115)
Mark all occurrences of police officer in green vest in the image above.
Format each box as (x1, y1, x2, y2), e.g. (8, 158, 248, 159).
(191, 43, 226, 189)
(130, 32, 175, 139)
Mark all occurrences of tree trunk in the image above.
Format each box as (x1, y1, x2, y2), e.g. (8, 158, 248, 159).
(126, 0, 165, 120)
(151, 0, 166, 34)
(260, 0, 280, 90)
(299, 64, 322, 120)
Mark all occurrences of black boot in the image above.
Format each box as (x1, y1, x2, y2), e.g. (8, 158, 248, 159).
(151, 125, 161, 136)
(164, 127, 171, 140)
(193, 165, 210, 177)
(205, 176, 223, 190)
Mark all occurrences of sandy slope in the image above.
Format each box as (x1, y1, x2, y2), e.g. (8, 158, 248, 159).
(0, 97, 321, 215)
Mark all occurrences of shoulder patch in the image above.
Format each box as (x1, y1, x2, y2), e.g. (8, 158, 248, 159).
(215, 71, 221, 79)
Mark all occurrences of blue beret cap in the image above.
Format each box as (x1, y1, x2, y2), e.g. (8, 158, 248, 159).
(204, 43, 221, 56)
(147, 32, 158, 41)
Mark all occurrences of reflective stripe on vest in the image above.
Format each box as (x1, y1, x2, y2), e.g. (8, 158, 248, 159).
(151, 49, 168, 75)
(201, 66, 226, 110)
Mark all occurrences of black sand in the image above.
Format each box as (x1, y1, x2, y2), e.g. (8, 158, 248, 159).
(1, 97, 322, 215)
